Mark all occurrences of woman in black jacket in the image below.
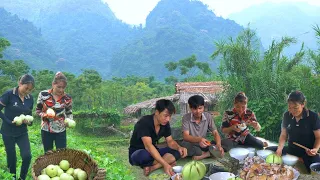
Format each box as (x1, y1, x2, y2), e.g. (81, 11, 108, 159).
(267, 91, 320, 173)
(0, 74, 35, 180)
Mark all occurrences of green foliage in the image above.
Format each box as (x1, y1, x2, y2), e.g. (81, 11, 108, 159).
(303, 24, 320, 112)
(0, 59, 30, 93)
(249, 99, 286, 140)
(0, 169, 14, 180)
(0, 8, 57, 70)
(0, 37, 10, 58)
(165, 54, 221, 84)
(309, 25, 320, 75)
(36, 1, 140, 77)
(74, 108, 122, 128)
(96, 155, 135, 180)
(1, 0, 243, 79)
(119, 124, 135, 133)
(31, 69, 55, 95)
(98, 76, 174, 108)
(0, 60, 30, 80)
(211, 27, 260, 88)
(165, 55, 212, 82)
(0, 145, 15, 179)
(110, 0, 242, 79)
(183, 73, 220, 82)
(212, 27, 320, 141)
(0, 120, 136, 180)
(1, 4, 320, 177)
(0, 54, 173, 114)
(77, 69, 102, 89)
(30, 69, 174, 113)
(213, 115, 224, 138)
(0, 1, 140, 76)
(68, 74, 173, 111)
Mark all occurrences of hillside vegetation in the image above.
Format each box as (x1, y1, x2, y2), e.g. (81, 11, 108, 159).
(1, 0, 242, 79)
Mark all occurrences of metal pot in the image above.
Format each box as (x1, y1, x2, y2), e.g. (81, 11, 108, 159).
(310, 162, 320, 175)
(209, 145, 223, 158)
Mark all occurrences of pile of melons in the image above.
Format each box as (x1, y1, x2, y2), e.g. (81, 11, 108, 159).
(37, 160, 87, 180)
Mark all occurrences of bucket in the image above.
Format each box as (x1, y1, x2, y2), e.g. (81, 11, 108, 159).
(310, 162, 320, 175)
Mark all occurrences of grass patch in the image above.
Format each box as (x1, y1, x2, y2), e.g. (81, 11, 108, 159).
(0, 120, 143, 180)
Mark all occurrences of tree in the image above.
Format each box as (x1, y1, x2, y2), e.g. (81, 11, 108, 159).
(72, 69, 103, 109)
(0, 60, 30, 82)
(76, 69, 102, 89)
(304, 24, 320, 112)
(1, 38, 30, 81)
(0, 38, 10, 58)
(211, 27, 311, 140)
(31, 69, 55, 97)
(165, 54, 212, 83)
(211, 27, 260, 92)
(309, 25, 320, 75)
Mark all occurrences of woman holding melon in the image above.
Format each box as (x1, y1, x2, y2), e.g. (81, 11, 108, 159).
(36, 72, 73, 153)
(267, 91, 320, 173)
(221, 92, 267, 150)
(0, 74, 35, 180)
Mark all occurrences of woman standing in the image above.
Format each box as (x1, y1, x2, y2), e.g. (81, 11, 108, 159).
(36, 72, 73, 153)
(267, 91, 320, 173)
(0, 74, 35, 180)
(221, 92, 267, 150)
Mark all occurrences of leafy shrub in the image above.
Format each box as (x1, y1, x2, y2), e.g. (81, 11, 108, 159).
(74, 108, 122, 133)
(0, 145, 15, 179)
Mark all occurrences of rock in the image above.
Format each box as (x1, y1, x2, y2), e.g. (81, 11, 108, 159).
(298, 174, 320, 180)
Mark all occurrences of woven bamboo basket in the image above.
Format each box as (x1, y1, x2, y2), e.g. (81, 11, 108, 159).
(32, 148, 106, 180)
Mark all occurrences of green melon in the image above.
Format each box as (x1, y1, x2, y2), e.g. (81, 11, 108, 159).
(266, 153, 282, 164)
(181, 161, 206, 180)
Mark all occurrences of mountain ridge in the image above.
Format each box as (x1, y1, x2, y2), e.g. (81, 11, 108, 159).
(1, 0, 243, 79)
(110, 0, 243, 79)
(0, 8, 59, 71)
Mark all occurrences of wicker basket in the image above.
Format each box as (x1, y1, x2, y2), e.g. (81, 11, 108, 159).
(32, 148, 106, 180)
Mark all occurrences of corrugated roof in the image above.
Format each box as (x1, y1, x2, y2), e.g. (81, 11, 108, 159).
(175, 81, 223, 94)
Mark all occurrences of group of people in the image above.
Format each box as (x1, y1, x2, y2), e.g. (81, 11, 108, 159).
(0, 72, 73, 180)
(129, 91, 320, 176)
(1, 73, 319, 179)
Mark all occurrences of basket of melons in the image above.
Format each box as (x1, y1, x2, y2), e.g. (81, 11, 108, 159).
(31, 148, 106, 180)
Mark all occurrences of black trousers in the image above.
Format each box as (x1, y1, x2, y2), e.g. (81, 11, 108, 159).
(267, 146, 320, 173)
(179, 140, 218, 156)
(41, 130, 66, 153)
(222, 134, 265, 151)
(2, 133, 32, 180)
(241, 133, 264, 149)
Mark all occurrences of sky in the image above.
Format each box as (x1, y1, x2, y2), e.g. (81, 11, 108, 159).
(103, 0, 320, 25)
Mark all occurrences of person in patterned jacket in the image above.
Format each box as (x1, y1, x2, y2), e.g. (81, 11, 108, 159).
(221, 92, 267, 151)
(36, 72, 73, 153)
